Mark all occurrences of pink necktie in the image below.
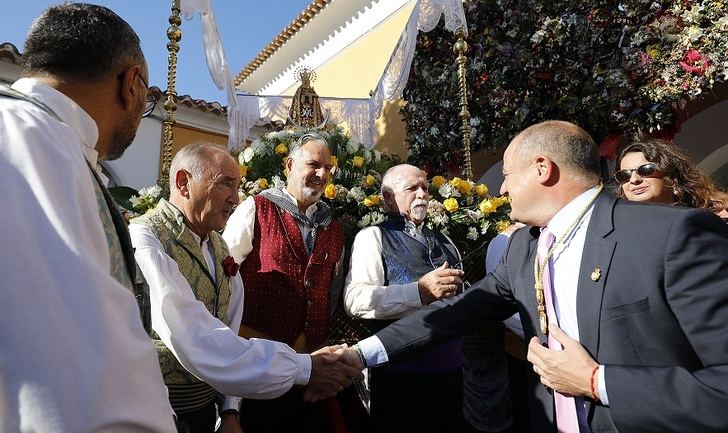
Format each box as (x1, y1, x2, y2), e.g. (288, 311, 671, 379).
(537, 228, 580, 433)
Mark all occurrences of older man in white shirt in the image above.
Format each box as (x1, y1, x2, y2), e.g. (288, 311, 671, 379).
(130, 143, 362, 433)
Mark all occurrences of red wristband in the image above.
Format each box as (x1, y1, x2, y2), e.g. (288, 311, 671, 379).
(590, 365, 600, 402)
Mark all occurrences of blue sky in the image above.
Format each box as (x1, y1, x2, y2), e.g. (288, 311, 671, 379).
(1, 1, 313, 103)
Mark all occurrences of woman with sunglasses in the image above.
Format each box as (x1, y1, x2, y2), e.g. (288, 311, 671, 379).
(615, 139, 724, 212)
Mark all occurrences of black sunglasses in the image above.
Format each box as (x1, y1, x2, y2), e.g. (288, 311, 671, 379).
(117, 72, 158, 118)
(614, 162, 658, 184)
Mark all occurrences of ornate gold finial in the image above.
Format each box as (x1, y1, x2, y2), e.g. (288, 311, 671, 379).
(288, 66, 326, 129)
(453, 28, 473, 180)
(159, 0, 182, 197)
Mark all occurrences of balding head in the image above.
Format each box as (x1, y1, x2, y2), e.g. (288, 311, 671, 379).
(511, 120, 600, 185)
(382, 164, 429, 224)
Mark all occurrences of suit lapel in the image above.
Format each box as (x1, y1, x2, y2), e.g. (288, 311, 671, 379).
(576, 193, 617, 358)
(518, 226, 546, 342)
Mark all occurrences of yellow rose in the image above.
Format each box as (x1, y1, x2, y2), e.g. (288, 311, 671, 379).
(479, 199, 496, 215)
(450, 177, 472, 195)
(363, 195, 380, 207)
(324, 183, 337, 200)
(330, 155, 338, 167)
(258, 178, 269, 189)
(443, 197, 459, 212)
(352, 156, 365, 168)
(646, 44, 660, 59)
(431, 175, 446, 188)
(274, 143, 288, 156)
(496, 220, 511, 233)
(365, 174, 376, 187)
(475, 183, 489, 196)
(238, 165, 248, 178)
(493, 195, 509, 206)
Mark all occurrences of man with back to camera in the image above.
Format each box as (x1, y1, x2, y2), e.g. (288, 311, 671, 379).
(0, 4, 175, 431)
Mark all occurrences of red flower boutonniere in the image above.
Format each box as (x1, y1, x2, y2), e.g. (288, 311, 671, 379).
(222, 256, 240, 277)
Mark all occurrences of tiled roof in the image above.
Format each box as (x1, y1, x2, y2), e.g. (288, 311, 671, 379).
(0, 42, 22, 65)
(0, 42, 229, 116)
(234, 0, 330, 86)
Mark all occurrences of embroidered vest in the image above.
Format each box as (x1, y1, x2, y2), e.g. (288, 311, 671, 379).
(239, 195, 343, 351)
(363, 216, 463, 373)
(133, 199, 233, 387)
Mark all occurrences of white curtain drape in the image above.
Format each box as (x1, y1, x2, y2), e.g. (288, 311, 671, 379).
(181, 0, 245, 150)
(186, 0, 466, 151)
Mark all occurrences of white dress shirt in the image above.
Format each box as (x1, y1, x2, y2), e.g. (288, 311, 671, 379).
(0, 78, 175, 432)
(130, 223, 312, 400)
(343, 226, 424, 319)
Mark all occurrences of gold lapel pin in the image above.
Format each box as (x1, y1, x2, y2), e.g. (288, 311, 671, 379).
(590, 268, 601, 282)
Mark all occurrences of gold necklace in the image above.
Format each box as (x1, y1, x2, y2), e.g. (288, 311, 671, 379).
(534, 184, 604, 336)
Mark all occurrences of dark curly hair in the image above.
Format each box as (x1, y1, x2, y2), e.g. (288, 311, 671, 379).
(616, 139, 724, 212)
(22, 3, 144, 80)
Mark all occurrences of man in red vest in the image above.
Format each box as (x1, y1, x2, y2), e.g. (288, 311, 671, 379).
(223, 132, 346, 433)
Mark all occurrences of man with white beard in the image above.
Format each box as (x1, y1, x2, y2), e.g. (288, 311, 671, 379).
(222, 132, 347, 433)
(344, 163, 466, 433)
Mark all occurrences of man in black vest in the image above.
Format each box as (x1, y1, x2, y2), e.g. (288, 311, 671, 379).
(344, 164, 467, 433)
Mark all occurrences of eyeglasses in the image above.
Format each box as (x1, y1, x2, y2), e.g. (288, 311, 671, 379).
(117, 72, 158, 118)
(614, 162, 659, 184)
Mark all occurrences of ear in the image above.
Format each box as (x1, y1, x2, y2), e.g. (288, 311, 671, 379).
(285, 155, 294, 174)
(175, 169, 192, 198)
(118, 64, 144, 110)
(382, 190, 395, 209)
(534, 156, 557, 185)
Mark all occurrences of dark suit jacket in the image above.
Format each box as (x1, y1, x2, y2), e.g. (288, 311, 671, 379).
(376, 193, 728, 433)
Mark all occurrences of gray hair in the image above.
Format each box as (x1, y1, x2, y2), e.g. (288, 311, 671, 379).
(169, 142, 227, 188)
(512, 120, 600, 185)
(288, 132, 329, 161)
(23, 3, 144, 80)
(381, 164, 424, 198)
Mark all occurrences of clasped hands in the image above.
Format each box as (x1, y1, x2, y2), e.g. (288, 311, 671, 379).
(418, 261, 464, 305)
(527, 324, 601, 400)
(303, 344, 365, 402)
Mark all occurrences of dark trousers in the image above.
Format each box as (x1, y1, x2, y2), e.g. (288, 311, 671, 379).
(175, 401, 216, 433)
(369, 367, 463, 433)
(240, 387, 330, 433)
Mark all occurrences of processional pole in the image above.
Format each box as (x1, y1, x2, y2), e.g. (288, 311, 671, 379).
(453, 28, 473, 181)
(159, 0, 182, 196)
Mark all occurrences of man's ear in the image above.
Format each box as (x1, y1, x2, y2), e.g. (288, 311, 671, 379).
(534, 156, 558, 186)
(175, 169, 191, 198)
(118, 64, 144, 110)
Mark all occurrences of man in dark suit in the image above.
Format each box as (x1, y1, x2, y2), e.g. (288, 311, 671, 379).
(340, 120, 728, 433)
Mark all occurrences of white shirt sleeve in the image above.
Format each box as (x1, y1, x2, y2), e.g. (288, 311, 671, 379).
(0, 94, 175, 432)
(222, 196, 257, 263)
(130, 223, 311, 398)
(343, 226, 422, 319)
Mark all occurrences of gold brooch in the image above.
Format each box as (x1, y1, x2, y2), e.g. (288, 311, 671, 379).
(590, 268, 601, 282)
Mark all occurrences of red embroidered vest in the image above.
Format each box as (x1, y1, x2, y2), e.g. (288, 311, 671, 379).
(240, 195, 343, 350)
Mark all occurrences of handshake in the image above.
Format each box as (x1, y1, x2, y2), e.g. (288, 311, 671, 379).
(303, 344, 366, 402)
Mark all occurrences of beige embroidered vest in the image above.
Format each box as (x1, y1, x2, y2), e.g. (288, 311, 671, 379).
(133, 199, 233, 386)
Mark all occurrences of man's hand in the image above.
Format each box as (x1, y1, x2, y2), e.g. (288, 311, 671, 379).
(418, 261, 464, 304)
(216, 412, 242, 433)
(302, 345, 365, 402)
(527, 324, 599, 398)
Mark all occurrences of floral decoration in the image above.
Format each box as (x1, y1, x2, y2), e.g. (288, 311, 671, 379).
(237, 127, 512, 259)
(222, 255, 240, 277)
(403, 0, 728, 173)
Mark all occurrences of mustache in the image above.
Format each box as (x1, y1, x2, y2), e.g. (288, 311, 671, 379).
(412, 199, 428, 207)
